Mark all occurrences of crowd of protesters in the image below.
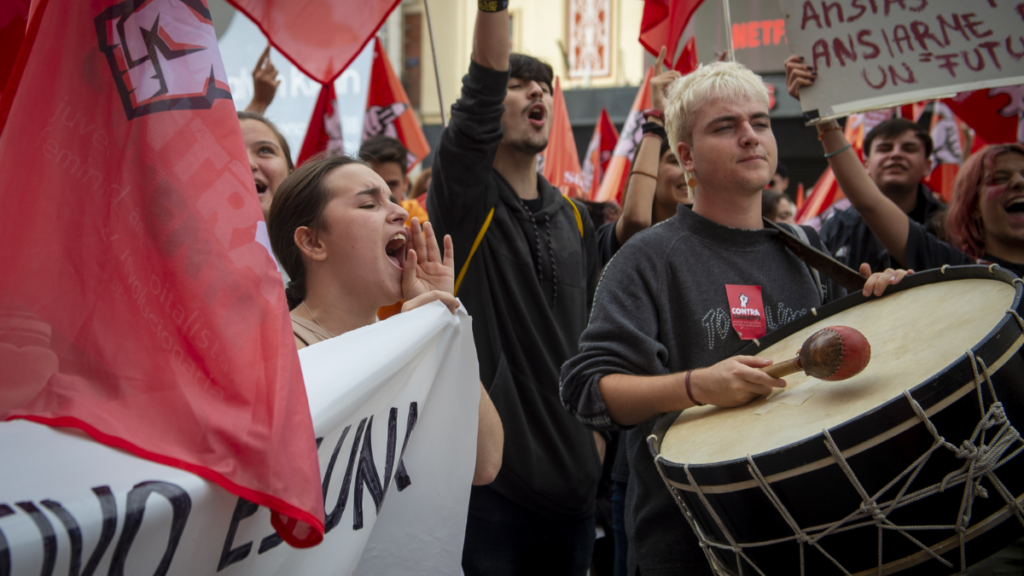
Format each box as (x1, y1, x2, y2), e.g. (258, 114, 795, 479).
(235, 2, 1024, 574)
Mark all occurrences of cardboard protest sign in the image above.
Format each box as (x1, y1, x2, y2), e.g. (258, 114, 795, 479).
(0, 302, 479, 576)
(780, 0, 1024, 123)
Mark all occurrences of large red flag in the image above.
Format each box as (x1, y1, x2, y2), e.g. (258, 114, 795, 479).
(639, 0, 705, 68)
(542, 77, 585, 198)
(297, 81, 344, 166)
(227, 0, 399, 84)
(0, 0, 324, 547)
(582, 108, 619, 199)
(595, 67, 653, 203)
(943, 87, 1023, 145)
(363, 37, 430, 171)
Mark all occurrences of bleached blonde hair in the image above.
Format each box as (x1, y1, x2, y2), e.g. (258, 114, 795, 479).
(664, 61, 770, 154)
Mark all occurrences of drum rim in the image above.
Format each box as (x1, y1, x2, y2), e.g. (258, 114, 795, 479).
(649, 264, 1024, 490)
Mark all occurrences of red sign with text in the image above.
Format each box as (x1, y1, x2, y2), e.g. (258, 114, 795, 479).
(725, 285, 767, 340)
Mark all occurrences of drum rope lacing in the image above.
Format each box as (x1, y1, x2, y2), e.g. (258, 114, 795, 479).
(657, 310, 1024, 576)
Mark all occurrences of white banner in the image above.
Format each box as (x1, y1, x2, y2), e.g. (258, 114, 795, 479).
(0, 302, 479, 576)
(780, 0, 1024, 122)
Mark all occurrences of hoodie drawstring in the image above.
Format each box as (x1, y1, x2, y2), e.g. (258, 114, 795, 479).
(519, 199, 558, 303)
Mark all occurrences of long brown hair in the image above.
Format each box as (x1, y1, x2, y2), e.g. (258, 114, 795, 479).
(945, 144, 1024, 260)
(268, 155, 366, 309)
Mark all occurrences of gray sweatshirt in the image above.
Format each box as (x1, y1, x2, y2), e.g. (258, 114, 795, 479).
(560, 205, 842, 574)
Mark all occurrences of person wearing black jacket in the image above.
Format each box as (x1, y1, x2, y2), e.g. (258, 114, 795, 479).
(819, 118, 945, 272)
(426, 2, 601, 574)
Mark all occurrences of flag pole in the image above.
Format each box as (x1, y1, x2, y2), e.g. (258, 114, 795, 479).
(422, 0, 447, 128)
(721, 0, 736, 62)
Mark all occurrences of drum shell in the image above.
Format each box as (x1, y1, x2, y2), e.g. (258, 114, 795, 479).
(650, 266, 1024, 575)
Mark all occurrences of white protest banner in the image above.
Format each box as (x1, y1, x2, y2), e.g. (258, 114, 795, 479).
(0, 302, 479, 575)
(779, 0, 1024, 123)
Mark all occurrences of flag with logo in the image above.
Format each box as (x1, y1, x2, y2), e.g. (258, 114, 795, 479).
(926, 100, 965, 202)
(363, 37, 430, 171)
(540, 77, 585, 198)
(0, 0, 324, 547)
(943, 87, 1023, 145)
(595, 67, 653, 203)
(639, 0, 705, 68)
(297, 81, 344, 166)
(227, 0, 399, 84)
(582, 108, 619, 199)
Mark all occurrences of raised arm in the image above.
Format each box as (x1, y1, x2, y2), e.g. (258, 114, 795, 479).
(785, 56, 910, 266)
(616, 47, 680, 244)
(426, 2, 512, 236)
(245, 46, 280, 115)
(472, 4, 510, 71)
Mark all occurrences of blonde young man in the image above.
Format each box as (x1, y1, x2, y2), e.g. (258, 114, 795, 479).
(560, 62, 906, 574)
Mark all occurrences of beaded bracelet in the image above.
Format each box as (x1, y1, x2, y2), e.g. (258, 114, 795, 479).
(817, 124, 842, 140)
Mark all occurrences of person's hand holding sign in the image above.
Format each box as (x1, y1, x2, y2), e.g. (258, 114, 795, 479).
(784, 55, 815, 101)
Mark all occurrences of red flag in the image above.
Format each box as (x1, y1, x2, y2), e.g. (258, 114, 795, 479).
(943, 87, 1023, 145)
(582, 108, 619, 199)
(796, 167, 843, 224)
(640, 0, 705, 68)
(898, 101, 926, 122)
(673, 36, 698, 75)
(542, 77, 585, 198)
(227, 0, 399, 84)
(0, 0, 324, 547)
(363, 37, 430, 171)
(595, 67, 654, 203)
(795, 182, 805, 211)
(297, 81, 343, 166)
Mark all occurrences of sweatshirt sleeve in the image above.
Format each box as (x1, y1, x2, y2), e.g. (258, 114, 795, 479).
(427, 61, 509, 227)
(560, 242, 668, 431)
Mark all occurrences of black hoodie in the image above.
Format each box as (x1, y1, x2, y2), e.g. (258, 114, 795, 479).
(427, 61, 602, 517)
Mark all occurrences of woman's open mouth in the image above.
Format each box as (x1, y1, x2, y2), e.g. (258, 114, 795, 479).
(385, 230, 409, 270)
(255, 180, 268, 197)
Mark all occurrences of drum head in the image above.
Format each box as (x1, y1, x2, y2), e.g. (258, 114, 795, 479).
(660, 270, 1018, 467)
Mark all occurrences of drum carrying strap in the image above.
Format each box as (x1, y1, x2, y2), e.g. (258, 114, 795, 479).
(764, 218, 866, 300)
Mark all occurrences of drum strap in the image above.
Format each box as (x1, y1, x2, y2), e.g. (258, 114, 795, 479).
(764, 218, 867, 298)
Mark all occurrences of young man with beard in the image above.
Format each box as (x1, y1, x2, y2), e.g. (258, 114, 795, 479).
(817, 115, 944, 272)
(560, 61, 906, 575)
(426, 2, 600, 574)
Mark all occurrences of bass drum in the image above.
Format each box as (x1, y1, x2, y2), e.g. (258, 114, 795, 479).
(649, 265, 1024, 575)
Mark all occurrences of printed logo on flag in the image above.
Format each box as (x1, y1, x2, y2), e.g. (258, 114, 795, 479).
(95, 0, 232, 120)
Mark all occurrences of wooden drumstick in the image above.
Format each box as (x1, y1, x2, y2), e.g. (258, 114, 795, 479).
(762, 326, 871, 381)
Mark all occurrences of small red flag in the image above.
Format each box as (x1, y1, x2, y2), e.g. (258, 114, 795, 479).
(796, 167, 843, 224)
(363, 37, 430, 171)
(0, 0, 324, 547)
(542, 77, 585, 198)
(582, 108, 619, 199)
(595, 67, 654, 203)
(926, 100, 966, 203)
(673, 36, 698, 75)
(297, 81, 344, 167)
(639, 0, 705, 68)
(943, 87, 1023, 145)
(227, 0, 399, 84)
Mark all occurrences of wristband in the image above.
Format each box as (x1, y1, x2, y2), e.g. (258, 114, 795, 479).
(685, 370, 705, 407)
(641, 108, 665, 122)
(824, 142, 852, 159)
(478, 0, 509, 12)
(629, 170, 658, 181)
(641, 121, 667, 143)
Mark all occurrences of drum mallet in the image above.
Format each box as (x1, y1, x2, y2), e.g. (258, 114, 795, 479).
(762, 326, 871, 381)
